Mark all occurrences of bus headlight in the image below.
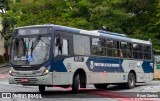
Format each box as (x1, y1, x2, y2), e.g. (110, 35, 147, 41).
(42, 68, 49, 75)
(8, 70, 12, 75)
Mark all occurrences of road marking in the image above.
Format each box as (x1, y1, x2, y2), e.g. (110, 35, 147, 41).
(52, 86, 94, 91)
(0, 74, 9, 78)
(52, 86, 133, 100)
(89, 91, 133, 101)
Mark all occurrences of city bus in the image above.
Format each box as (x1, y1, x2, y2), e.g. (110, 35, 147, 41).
(8, 24, 153, 94)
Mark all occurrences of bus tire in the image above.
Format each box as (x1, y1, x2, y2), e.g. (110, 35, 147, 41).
(72, 73, 80, 94)
(126, 72, 136, 89)
(94, 84, 108, 89)
(39, 85, 45, 93)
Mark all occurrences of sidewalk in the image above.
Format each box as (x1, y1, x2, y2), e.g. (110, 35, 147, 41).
(0, 63, 8, 68)
(0, 63, 9, 74)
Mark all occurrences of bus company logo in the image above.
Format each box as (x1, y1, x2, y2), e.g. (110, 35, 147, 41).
(137, 62, 141, 67)
(27, 55, 33, 62)
(90, 61, 94, 69)
(150, 63, 153, 68)
(2, 93, 11, 98)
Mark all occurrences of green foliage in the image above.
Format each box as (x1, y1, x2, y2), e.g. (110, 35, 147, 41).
(0, 55, 5, 64)
(1, 0, 160, 53)
(0, 0, 10, 12)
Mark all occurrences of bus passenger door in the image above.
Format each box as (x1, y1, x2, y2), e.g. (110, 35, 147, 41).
(52, 31, 73, 85)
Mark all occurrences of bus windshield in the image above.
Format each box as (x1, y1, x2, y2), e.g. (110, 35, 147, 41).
(10, 35, 51, 65)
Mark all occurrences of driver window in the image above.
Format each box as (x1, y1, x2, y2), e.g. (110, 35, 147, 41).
(62, 39, 68, 55)
(54, 38, 69, 56)
(55, 38, 62, 55)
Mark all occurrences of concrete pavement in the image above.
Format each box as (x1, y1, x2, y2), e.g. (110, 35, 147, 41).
(0, 63, 9, 74)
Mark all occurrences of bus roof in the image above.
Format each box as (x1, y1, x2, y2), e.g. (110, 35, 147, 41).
(16, 24, 152, 45)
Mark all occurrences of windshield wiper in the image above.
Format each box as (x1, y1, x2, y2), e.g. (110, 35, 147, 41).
(40, 38, 50, 46)
(30, 35, 41, 56)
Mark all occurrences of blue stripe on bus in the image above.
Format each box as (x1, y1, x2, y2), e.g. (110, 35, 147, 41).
(49, 56, 153, 73)
(86, 57, 125, 72)
(86, 57, 153, 73)
(50, 59, 68, 72)
(142, 61, 154, 73)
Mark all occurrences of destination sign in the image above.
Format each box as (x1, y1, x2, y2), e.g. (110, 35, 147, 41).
(17, 27, 52, 35)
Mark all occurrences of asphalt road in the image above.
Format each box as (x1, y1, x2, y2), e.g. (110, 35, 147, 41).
(0, 67, 160, 101)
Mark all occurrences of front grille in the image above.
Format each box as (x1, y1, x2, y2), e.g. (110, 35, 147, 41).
(11, 61, 48, 71)
(13, 66, 41, 71)
(13, 65, 41, 71)
(15, 78, 38, 84)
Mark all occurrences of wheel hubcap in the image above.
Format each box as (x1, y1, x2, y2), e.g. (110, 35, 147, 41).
(129, 76, 134, 86)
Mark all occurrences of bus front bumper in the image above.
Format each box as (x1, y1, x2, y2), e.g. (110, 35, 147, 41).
(8, 73, 53, 86)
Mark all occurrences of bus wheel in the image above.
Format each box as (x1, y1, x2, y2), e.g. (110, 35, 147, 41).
(126, 72, 136, 89)
(39, 85, 45, 93)
(94, 84, 108, 89)
(72, 73, 80, 94)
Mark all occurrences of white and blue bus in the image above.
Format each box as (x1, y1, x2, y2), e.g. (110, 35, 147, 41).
(8, 24, 153, 93)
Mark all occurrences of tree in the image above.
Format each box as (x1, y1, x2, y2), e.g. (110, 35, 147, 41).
(0, 0, 11, 37)
(1, 0, 160, 52)
(120, 0, 160, 52)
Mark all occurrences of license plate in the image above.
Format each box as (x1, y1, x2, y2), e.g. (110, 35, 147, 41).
(21, 78, 29, 82)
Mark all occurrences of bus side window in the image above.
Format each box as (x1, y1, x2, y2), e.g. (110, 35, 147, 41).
(55, 38, 62, 55)
(128, 51, 132, 58)
(119, 49, 123, 58)
(143, 54, 146, 59)
(73, 35, 90, 55)
(142, 45, 151, 60)
(62, 39, 69, 55)
(54, 38, 69, 56)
